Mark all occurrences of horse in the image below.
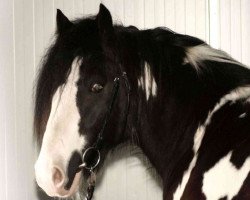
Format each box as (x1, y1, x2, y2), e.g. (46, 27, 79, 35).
(34, 4, 250, 200)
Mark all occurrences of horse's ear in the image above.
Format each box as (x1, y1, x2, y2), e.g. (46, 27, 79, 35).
(96, 4, 114, 40)
(56, 9, 73, 34)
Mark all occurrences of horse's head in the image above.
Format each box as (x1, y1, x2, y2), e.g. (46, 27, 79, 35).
(34, 4, 129, 197)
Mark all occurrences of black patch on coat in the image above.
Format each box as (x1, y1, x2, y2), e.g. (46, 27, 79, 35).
(65, 151, 82, 190)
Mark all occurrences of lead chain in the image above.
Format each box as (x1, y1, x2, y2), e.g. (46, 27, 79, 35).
(85, 169, 96, 200)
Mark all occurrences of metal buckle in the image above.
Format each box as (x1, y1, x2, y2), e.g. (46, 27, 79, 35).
(79, 147, 100, 170)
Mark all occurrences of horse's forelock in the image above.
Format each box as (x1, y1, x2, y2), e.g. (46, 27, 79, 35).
(34, 43, 80, 145)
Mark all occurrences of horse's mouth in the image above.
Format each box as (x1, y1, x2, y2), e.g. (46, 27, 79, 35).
(47, 151, 83, 198)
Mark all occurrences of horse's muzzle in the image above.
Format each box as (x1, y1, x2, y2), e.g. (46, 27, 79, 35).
(35, 163, 82, 198)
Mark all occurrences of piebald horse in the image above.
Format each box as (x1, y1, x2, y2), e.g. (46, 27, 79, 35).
(34, 4, 250, 200)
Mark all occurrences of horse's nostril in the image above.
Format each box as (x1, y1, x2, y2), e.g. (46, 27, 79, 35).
(52, 167, 65, 188)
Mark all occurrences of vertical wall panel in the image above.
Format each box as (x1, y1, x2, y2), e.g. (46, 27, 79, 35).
(165, 0, 175, 30)
(215, 0, 250, 66)
(14, 0, 26, 198)
(63, 0, 74, 18)
(241, 0, 250, 65)
(43, 0, 54, 48)
(22, 0, 36, 199)
(186, 0, 196, 36)
(99, 147, 127, 200)
(0, 78, 6, 199)
(54, 0, 64, 13)
(126, 148, 147, 200)
(73, 0, 84, 18)
(220, 0, 231, 54)
(34, 0, 44, 68)
(0, 1, 14, 199)
(175, 0, 186, 33)
(144, 0, 155, 29)
(154, 0, 165, 27)
(0, 62, 6, 199)
(195, 0, 207, 41)
(113, 0, 124, 23)
(124, 0, 134, 26)
(2, 0, 17, 199)
(230, 0, 242, 62)
(209, 0, 220, 48)
(83, 0, 100, 15)
(134, 0, 144, 29)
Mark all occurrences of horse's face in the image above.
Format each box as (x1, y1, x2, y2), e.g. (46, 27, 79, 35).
(34, 5, 125, 197)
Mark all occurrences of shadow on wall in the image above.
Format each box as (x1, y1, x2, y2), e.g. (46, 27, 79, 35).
(96, 143, 162, 188)
(36, 143, 162, 199)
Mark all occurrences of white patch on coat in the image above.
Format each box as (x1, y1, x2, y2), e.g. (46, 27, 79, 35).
(239, 112, 247, 118)
(173, 126, 205, 200)
(202, 152, 250, 200)
(173, 86, 250, 199)
(138, 62, 157, 100)
(35, 57, 85, 197)
(184, 44, 246, 70)
(138, 76, 144, 90)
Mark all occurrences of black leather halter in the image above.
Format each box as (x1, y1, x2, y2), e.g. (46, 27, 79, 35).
(94, 76, 121, 150)
(79, 70, 131, 200)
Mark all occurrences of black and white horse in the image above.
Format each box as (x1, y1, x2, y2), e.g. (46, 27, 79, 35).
(34, 4, 250, 200)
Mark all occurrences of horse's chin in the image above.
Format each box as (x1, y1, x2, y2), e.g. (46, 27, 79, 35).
(47, 171, 82, 198)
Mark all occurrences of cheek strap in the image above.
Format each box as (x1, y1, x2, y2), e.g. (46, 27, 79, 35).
(79, 71, 131, 200)
(79, 75, 121, 170)
(93, 77, 120, 150)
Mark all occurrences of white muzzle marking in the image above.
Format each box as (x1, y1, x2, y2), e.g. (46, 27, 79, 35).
(35, 58, 86, 197)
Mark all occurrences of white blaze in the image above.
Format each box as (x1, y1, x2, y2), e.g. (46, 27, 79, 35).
(35, 57, 85, 196)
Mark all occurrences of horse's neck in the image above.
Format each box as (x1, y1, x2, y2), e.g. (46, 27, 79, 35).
(129, 68, 250, 189)
(118, 28, 250, 187)
(134, 85, 211, 177)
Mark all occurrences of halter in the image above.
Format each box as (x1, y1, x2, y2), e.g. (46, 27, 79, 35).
(79, 71, 131, 200)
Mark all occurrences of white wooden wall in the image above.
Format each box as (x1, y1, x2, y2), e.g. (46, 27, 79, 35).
(0, 0, 250, 200)
(210, 0, 250, 65)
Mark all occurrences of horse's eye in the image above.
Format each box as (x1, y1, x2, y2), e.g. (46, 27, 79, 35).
(91, 83, 103, 93)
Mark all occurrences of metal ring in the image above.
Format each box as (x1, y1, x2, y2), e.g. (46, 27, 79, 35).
(81, 147, 100, 170)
